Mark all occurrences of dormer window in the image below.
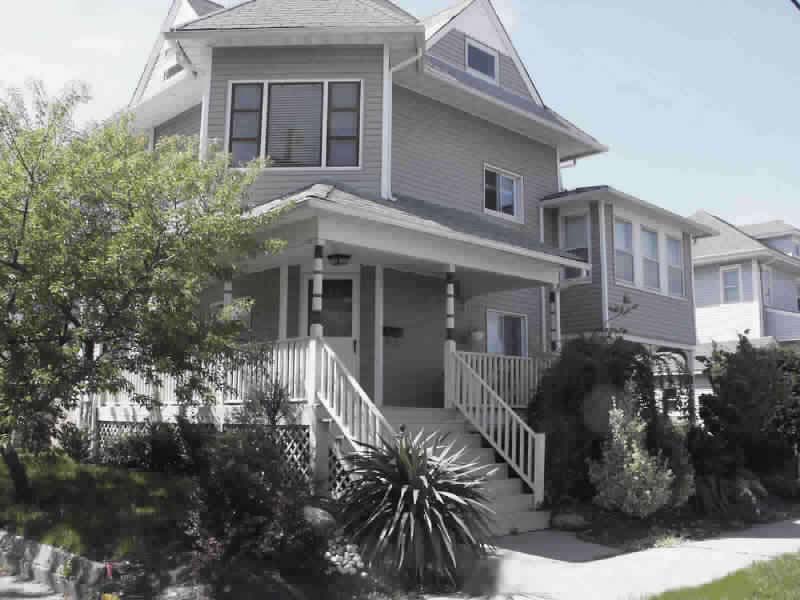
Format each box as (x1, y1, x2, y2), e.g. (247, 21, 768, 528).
(466, 39, 498, 83)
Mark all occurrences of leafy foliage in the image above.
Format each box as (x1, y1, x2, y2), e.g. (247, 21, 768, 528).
(0, 82, 282, 497)
(55, 422, 91, 463)
(589, 408, 674, 519)
(338, 431, 495, 589)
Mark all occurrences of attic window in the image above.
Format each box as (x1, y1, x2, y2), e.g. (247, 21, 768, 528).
(466, 39, 498, 83)
(163, 64, 184, 81)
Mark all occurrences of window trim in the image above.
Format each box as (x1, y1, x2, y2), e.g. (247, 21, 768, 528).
(762, 265, 773, 307)
(465, 37, 499, 84)
(483, 163, 524, 223)
(485, 309, 528, 357)
(720, 265, 743, 304)
(614, 218, 635, 285)
(641, 225, 661, 291)
(228, 82, 266, 166)
(666, 235, 686, 298)
(223, 78, 364, 172)
(560, 209, 591, 283)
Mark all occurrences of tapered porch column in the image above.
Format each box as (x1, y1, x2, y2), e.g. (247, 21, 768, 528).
(310, 242, 325, 339)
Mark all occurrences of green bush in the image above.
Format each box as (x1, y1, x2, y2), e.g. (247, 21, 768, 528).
(55, 423, 91, 463)
(589, 409, 674, 519)
(338, 431, 494, 589)
(650, 417, 695, 508)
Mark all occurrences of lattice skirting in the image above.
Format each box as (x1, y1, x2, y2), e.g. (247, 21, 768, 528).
(328, 446, 354, 500)
(96, 421, 311, 486)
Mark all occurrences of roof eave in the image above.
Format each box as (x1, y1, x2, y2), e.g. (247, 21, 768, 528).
(167, 24, 425, 37)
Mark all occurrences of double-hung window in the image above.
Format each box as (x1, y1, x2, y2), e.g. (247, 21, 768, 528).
(667, 236, 685, 297)
(484, 167, 521, 220)
(722, 267, 741, 304)
(229, 83, 264, 167)
(466, 39, 498, 83)
(227, 80, 362, 169)
(563, 214, 589, 280)
(487, 310, 527, 357)
(641, 227, 660, 290)
(615, 219, 635, 284)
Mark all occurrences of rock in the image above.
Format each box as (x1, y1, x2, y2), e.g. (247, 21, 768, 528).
(551, 512, 590, 531)
(302, 506, 337, 537)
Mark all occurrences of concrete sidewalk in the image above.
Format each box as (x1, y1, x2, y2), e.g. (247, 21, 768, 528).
(435, 519, 800, 600)
(0, 575, 63, 600)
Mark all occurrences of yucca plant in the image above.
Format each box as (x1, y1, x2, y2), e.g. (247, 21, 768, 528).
(338, 430, 496, 589)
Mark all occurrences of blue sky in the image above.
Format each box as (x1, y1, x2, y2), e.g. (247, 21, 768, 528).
(2, 0, 798, 224)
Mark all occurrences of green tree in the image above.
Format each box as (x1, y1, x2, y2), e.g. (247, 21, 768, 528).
(0, 82, 279, 501)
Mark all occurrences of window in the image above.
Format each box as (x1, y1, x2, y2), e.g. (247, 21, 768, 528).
(563, 214, 589, 280)
(615, 219, 634, 284)
(228, 83, 264, 166)
(466, 39, 498, 83)
(326, 82, 361, 167)
(667, 236, 685, 297)
(227, 80, 362, 169)
(484, 167, 521, 220)
(641, 227, 660, 290)
(721, 267, 741, 304)
(762, 266, 773, 307)
(267, 83, 323, 167)
(487, 310, 527, 357)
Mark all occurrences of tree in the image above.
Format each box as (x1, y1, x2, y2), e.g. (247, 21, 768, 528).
(0, 82, 280, 501)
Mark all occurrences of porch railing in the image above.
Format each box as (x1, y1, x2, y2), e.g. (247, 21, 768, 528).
(445, 349, 546, 507)
(458, 351, 557, 408)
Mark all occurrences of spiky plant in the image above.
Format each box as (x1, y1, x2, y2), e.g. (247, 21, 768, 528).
(338, 430, 496, 588)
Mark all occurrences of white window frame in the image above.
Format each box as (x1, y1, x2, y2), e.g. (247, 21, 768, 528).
(486, 309, 528, 357)
(720, 265, 743, 304)
(666, 235, 686, 298)
(762, 265, 773, 307)
(614, 218, 635, 285)
(223, 78, 365, 172)
(559, 208, 591, 283)
(483, 164, 524, 223)
(465, 37, 499, 84)
(640, 226, 661, 291)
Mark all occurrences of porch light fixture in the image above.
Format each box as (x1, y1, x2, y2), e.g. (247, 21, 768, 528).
(327, 253, 352, 267)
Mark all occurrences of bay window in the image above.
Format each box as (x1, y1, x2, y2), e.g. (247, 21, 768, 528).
(615, 219, 635, 284)
(667, 236, 685, 297)
(641, 227, 660, 290)
(228, 83, 264, 166)
(267, 82, 324, 167)
(563, 214, 589, 280)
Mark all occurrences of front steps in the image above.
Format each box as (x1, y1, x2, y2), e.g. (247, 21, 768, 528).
(382, 407, 550, 535)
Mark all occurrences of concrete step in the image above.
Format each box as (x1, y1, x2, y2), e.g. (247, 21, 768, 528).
(491, 492, 536, 513)
(395, 422, 472, 437)
(382, 408, 462, 424)
(492, 509, 551, 536)
(484, 477, 524, 496)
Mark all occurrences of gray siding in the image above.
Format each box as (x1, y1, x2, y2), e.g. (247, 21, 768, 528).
(287, 266, 300, 339)
(767, 265, 798, 313)
(695, 261, 755, 307)
(154, 104, 202, 144)
(763, 235, 796, 255)
(233, 269, 280, 342)
(606, 207, 696, 346)
(360, 266, 376, 399)
(392, 86, 557, 239)
(209, 46, 384, 203)
(428, 29, 535, 103)
(383, 269, 445, 408)
(765, 310, 800, 341)
(560, 202, 604, 335)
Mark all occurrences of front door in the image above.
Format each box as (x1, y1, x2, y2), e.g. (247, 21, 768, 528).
(306, 277, 359, 377)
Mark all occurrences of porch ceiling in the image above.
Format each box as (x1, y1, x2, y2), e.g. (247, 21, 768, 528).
(245, 184, 589, 286)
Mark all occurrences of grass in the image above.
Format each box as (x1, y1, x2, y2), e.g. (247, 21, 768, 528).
(0, 453, 193, 563)
(649, 552, 800, 599)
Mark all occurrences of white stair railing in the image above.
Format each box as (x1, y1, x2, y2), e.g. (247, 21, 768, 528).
(445, 349, 546, 507)
(314, 340, 396, 450)
(459, 351, 556, 408)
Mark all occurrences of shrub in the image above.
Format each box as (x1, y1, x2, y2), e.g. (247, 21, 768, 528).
(55, 423, 91, 463)
(338, 431, 494, 589)
(589, 409, 674, 519)
(650, 417, 695, 508)
(101, 431, 153, 470)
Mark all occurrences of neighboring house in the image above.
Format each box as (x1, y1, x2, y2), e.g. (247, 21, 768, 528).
(690, 212, 800, 396)
(97, 0, 711, 532)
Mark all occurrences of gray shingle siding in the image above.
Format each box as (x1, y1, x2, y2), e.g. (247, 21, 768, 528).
(208, 46, 384, 203)
(154, 104, 202, 144)
(606, 207, 696, 346)
(428, 29, 534, 103)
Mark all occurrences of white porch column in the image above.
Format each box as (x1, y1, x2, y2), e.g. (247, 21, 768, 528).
(549, 285, 562, 352)
(310, 242, 325, 339)
(374, 265, 384, 406)
(199, 73, 211, 161)
(279, 264, 289, 341)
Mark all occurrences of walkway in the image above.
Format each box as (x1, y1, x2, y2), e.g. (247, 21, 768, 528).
(0, 576, 62, 600)
(433, 519, 800, 600)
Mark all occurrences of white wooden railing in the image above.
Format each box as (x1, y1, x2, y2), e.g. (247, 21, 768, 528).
(315, 340, 396, 451)
(459, 351, 556, 408)
(445, 349, 546, 507)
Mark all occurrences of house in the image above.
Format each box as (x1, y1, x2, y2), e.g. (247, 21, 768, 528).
(96, 0, 711, 533)
(690, 212, 800, 396)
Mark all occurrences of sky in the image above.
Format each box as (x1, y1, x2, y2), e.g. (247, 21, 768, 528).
(1, 0, 798, 225)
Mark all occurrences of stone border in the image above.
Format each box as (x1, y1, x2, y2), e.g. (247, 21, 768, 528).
(0, 530, 106, 600)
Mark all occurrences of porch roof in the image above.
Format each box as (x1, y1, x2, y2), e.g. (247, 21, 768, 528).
(249, 184, 588, 271)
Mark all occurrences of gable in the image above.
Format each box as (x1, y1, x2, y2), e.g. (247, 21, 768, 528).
(424, 0, 542, 105)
